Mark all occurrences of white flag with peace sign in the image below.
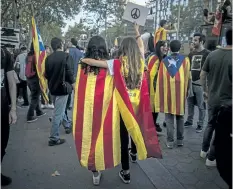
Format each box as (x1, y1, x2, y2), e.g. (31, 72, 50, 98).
(122, 2, 149, 26)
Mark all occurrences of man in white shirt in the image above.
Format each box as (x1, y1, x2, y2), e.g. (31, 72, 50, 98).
(15, 46, 29, 107)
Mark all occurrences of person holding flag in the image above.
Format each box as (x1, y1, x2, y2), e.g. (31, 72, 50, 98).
(74, 23, 162, 185)
(147, 40, 168, 132)
(154, 20, 177, 47)
(154, 40, 191, 149)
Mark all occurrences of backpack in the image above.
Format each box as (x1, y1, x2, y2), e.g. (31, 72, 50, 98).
(25, 55, 36, 78)
(148, 33, 154, 53)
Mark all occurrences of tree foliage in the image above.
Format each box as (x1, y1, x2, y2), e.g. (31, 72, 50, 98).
(83, 0, 126, 35)
(1, 0, 83, 47)
(64, 22, 89, 40)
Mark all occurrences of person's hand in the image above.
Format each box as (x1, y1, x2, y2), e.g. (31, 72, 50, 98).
(134, 22, 140, 32)
(203, 92, 208, 101)
(9, 109, 17, 125)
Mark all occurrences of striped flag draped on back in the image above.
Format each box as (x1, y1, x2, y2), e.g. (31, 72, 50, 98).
(31, 17, 48, 103)
(154, 27, 167, 47)
(73, 59, 162, 171)
(154, 54, 190, 116)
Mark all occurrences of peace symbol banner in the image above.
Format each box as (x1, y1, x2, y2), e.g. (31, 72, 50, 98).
(122, 2, 149, 26)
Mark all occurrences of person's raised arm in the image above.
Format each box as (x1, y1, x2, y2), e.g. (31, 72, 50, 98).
(134, 23, 145, 56)
(167, 23, 177, 34)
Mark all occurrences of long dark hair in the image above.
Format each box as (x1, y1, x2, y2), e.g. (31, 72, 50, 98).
(155, 40, 167, 61)
(81, 36, 109, 75)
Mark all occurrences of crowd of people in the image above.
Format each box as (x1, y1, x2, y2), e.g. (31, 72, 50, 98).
(1, 19, 232, 188)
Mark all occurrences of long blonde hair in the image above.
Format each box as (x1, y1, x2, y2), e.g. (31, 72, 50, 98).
(118, 37, 142, 89)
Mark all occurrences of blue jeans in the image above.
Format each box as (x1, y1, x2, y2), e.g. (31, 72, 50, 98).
(49, 95, 71, 141)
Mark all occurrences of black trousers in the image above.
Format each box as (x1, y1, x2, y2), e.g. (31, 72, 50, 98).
(215, 105, 232, 189)
(27, 77, 42, 118)
(1, 91, 10, 162)
(120, 116, 137, 171)
(152, 112, 159, 126)
(17, 80, 29, 104)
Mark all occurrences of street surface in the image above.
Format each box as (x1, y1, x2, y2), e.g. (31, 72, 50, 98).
(2, 105, 228, 189)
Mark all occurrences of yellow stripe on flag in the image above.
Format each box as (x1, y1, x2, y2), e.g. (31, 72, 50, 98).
(73, 65, 81, 138)
(179, 63, 185, 115)
(81, 73, 96, 167)
(170, 73, 176, 114)
(115, 89, 147, 160)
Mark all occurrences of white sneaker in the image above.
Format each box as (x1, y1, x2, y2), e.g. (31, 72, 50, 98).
(48, 104, 54, 109)
(17, 97, 24, 103)
(41, 104, 46, 109)
(200, 150, 208, 158)
(205, 159, 216, 167)
(92, 171, 101, 186)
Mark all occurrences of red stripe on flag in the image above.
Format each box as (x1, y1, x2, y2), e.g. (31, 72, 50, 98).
(103, 96, 114, 169)
(159, 30, 164, 40)
(137, 74, 162, 158)
(166, 71, 171, 113)
(32, 26, 36, 39)
(175, 68, 181, 115)
(113, 59, 136, 118)
(88, 69, 107, 171)
(159, 62, 164, 112)
(38, 51, 46, 73)
(75, 69, 88, 158)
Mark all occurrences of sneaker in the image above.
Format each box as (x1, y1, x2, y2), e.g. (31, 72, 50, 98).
(166, 141, 174, 149)
(184, 121, 192, 127)
(156, 124, 162, 132)
(205, 158, 216, 167)
(92, 171, 101, 186)
(200, 150, 208, 158)
(177, 140, 184, 147)
(41, 104, 46, 109)
(27, 116, 38, 123)
(196, 125, 203, 133)
(129, 150, 137, 163)
(1, 174, 12, 186)
(48, 104, 54, 109)
(119, 170, 130, 184)
(65, 128, 71, 134)
(48, 139, 66, 146)
(17, 97, 24, 103)
(37, 112, 46, 118)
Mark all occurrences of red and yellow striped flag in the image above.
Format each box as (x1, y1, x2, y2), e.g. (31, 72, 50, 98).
(73, 66, 121, 171)
(154, 27, 167, 47)
(31, 17, 48, 103)
(147, 54, 160, 111)
(154, 55, 190, 115)
(113, 59, 162, 161)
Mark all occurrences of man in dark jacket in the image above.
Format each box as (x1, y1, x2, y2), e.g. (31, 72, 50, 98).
(45, 37, 75, 146)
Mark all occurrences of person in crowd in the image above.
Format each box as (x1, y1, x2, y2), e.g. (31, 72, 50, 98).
(222, 0, 232, 23)
(141, 30, 154, 58)
(154, 40, 191, 148)
(154, 20, 177, 46)
(41, 45, 54, 109)
(15, 45, 29, 107)
(185, 33, 210, 133)
(76, 23, 161, 185)
(189, 42, 195, 53)
(1, 46, 17, 186)
(203, 9, 215, 25)
(45, 37, 74, 146)
(147, 40, 168, 132)
(26, 43, 45, 123)
(200, 28, 232, 169)
(67, 38, 83, 109)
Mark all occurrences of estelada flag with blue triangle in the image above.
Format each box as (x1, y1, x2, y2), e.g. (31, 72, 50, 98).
(154, 54, 191, 116)
(32, 17, 48, 103)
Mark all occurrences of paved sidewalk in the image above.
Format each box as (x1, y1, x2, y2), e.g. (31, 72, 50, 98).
(1, 107, 228, 189)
